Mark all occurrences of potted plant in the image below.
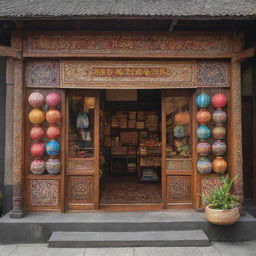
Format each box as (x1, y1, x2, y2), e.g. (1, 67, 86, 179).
(202, 175, 240, 225)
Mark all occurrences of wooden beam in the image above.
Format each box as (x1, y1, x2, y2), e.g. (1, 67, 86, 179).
(235, 47, 255, 62)
(0, 45, 22, 59)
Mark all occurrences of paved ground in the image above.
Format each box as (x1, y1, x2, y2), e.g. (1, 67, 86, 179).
(0, 241, 256, 256)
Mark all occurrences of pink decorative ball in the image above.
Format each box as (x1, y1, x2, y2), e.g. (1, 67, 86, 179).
(30, 126, 44, 140)
(28, 92, 44, 108)
(46, 92, 61, 107)
(46, 109, 61, 124)
(46, 126, 61, 140)
(31, 143, 45, 157)
(211, 92, 227, 109)
(30, 159, 46, 175)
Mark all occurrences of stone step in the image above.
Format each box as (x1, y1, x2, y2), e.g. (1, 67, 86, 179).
(48, 230, 210, 248)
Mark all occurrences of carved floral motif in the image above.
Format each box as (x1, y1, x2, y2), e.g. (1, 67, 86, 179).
(70, 177, 93, 202)
(200, 177, 222, 196)
(166, 159, 192, 171)
(168, 176, 191, 201)
(67, 160, 94, 171)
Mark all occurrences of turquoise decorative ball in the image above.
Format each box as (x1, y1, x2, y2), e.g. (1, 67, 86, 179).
(46, 140, 60, 156)
(195, 92, 210, 108)
(196, 125, 211, 140)
(173, 125, 187, 138)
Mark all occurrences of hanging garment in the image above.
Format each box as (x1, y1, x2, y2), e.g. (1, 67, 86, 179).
(76, 112, 89, 129)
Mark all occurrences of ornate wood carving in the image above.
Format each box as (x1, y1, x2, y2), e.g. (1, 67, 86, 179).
(67, 159, 94, 172)
(166, 159, 192, 171)
(200, 176, 222, 196)
(167, 176, 192, 202)
(0, 45, 22, 59)
(25, 61, 60, 87)
(28, 179, 59, 207)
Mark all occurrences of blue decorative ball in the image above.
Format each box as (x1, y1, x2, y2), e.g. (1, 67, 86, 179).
(196, 92, 210, 108)
(196, 125, 211, 140)
(46, 140, 60, 156)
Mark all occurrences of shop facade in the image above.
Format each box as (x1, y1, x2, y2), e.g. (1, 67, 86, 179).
(9, 30, 246, 217)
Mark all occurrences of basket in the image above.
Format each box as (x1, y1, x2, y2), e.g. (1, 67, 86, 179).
(120, 131, 138, 144)
(111, 145, 127, 155)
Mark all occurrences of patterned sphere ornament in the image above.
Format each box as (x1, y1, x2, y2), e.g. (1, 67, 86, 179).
(196, 125, 211, 140)
(46, 92, 61, 107)
(30, 159, 46, 175)
(212, 156, 227, 174)
(46, 109, 61, 124)
(46, 140, 60, 156)
(28, 92, 44, 108)
(197, 142, 211, 156)
(46, 126, 61, 140)
(211, 92, 227, 109)
(30, 126, 45, 140)
(195, 92, 210, 108)
(31, 142, 45, 157)
(212, 109, 227, 124)
(196, 109, 211, 125)
(28, 109, 45, 125)
(212, 125, 226, 140)
(173, 125, 187, 138)
(197, 157, 212, 174)
(46, 158, 61, 174)
(174, 111, 190, 125)
(212, 140, 227, 156)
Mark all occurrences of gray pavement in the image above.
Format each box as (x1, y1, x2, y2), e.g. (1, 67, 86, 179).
(0, 241, 256, 256)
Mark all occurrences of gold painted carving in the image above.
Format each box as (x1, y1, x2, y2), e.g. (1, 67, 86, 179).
(67, 159, 94, 171)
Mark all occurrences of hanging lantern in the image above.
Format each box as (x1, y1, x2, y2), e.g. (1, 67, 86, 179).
(195, 92, 210, 108)
(196, 109, 211, 125)
(197, 157, 212, 174)
(31, 142, 45, 157)
(28, 109, 45, 125)
(174, 111, 190, 125)
(30, 126, 45, 141)
(212, 140, 227, 156)
(197, 142, 211, 156)
(46, 126, 61, 140)
(211, 92, 227, 109)
(196, 125, 211, 140)
(46, 109, 61, 124)
(212, 125, 226, 140)
(212, 109, 227, 124)
(28, 92, 44, 108)
(84, 97, 95, 109)
(212, 156, 227, 174)
(46, 92, 61, 107)
(46, 140, 60, 156)
(46, 158, 61, 174)
(173, 125, 187, 138)
(30, 159, 46, 175)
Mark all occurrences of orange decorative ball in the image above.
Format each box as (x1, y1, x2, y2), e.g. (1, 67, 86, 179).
(212, 156, 227, 174)
(174, 111, 190, 125)
(46, 126, 61, 140)
(46, 109, 61, 124)
(28, 109, 45, 125)
(196, 109, 211, 125)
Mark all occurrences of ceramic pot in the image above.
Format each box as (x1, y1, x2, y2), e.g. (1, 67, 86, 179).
(212, 109, 227, 124)
(197, 157, 212, 174)
(31, 142, 45, 157)
(212, 156, 227, 174)
(46, 126, 60, 140)
(196, 125, 211, 140)
(46, 158, 61, 174)
(28, 92, 44, 108)
(46, 109, 61, 124)
(212, 125, 226, 140)
(196, 109, 211, 125)
(174, 111, 190, 125)
(195, 92, 210, 108)
(30, 126, 44, 141)
(173, 125, 187, 138)
(211, 92, 227, 109)
(28, 109, 45, 125)
(197, 142, 211, 156)
(212, 140, 227, 156)
(30, 159, 46, 175)
(46, 140, 60, 156)
(46, 92, 61, 107)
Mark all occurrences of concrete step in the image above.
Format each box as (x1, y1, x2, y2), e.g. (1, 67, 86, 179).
(48, 230, 210, 248)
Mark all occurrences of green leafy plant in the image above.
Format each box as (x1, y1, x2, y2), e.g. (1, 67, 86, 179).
(202, 175, 239, 210)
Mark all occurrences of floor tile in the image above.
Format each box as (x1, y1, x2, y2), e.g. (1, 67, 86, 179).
(85, 247, 134, 256)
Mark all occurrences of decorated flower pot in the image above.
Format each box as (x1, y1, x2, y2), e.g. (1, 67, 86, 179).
(46, 140, 60, 156)
(30, 126, 45, 141)
(30, 159, 46, 175)
(196, 109, 211, 125)
(174, 111, 190, 125)
(211, 92, 227, 109)
(197, 157, 212, 174)
(46, 109, 61, 124)
(28, 109, 45, 125)
(173, 125, 187, 138)
(28, 92, 44, 108)
(196, 125, 211, 140)
(212, 125, 226, 140)
(212, 140, 227, 156)
(197, 142, 211, 156)
(212, 109, 227, 124)
(46, 126, 61, 140)
(195, 92, 210, 108)
(212, 156, 227, 174)
(46, 158, 61, 174)
(46, 92, 61, 107)
(31, 143, 45, 157)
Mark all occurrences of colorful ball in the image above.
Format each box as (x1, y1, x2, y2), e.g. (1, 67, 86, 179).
(197, 142, 211, 156)
(31, 142, 45, 157)
(212, 109, 227, 124)
(28, 109, 45, 125)
(212, 125, 226, 140)
(196, 109, 211, 125)
(46, 158, 61, 174)
(173, 125, 187, 138)
(211, 92, 227, 109)
(174, 111, 190, 125)
(46, 140, 60, 156)
(46, 109, 61, 124)
(195, 92, 210, 108)
(30, 126, 45, 140)
(212, 156, 227, 174)
(197, 157, 212, 174)
(46, 126, 61, 140)
(46, 92, 61, 107)
(28, 92, 44, 108)
(196, 125, 211, 140)
(30, 159, 46, 175)
(212, 140, 227, 156)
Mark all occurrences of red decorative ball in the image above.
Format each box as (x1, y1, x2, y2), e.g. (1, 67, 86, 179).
(46, 126, 61, 140)
(46, 92, 61, 107)
(30, 126, 44, 140)
(46, 109, 61, 124)
(211, 92, 227, 109)
(31, 143, 45, 157)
